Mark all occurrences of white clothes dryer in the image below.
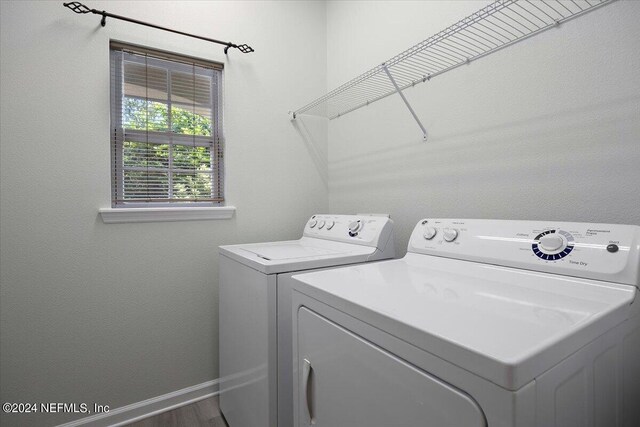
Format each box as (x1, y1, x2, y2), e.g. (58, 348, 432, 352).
(219, 214, 395, 427)
(292, 218, 640, 427)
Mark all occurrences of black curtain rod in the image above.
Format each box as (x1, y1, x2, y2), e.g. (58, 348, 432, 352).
(63, 2, 254, 54)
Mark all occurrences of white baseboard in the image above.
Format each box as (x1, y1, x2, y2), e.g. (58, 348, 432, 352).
(56, 379, 220, 427)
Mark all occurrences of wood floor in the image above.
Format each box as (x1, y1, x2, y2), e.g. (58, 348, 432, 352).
(125, 396, 228, 427)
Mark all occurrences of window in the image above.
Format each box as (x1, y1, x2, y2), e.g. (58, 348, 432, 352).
(110, 42, 223, 207)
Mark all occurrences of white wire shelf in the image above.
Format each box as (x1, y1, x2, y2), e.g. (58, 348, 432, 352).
(291, 0, 615, 133)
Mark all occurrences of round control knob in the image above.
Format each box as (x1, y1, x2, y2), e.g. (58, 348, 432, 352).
(423, 227, 437, 240)
(532, 230, 575, 261)
(318, 220, 325, 229)
(539, 234, 564, 251)
(443, 228, 458, 242)
(348, 220, 362, 234)
(308, 220, 317, 228)
(326, 220, 335, 230)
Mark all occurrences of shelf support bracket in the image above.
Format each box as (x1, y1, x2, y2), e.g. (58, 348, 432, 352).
(383, 64, 428, 141)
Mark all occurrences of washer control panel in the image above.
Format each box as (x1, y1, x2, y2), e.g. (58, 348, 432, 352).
(408, 218, 640, 286)
(304, 214, 394, 249)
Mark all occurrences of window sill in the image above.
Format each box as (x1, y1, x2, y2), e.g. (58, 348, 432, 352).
(99, 206, 236, 224)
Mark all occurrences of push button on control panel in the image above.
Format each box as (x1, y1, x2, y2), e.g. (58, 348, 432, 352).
(607, 244, 619, 253)
(308, 220, 317, 228)
(318, 220, 326, 229)
(326, 220, 335, 230)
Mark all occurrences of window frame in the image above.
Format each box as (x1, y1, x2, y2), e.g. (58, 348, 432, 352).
(109, 42, 224, 208)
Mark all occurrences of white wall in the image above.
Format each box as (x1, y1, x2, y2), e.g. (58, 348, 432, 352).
(327, 0, 640, 256)
(0, 1, 327, 426)
(2, 1, 640, 425)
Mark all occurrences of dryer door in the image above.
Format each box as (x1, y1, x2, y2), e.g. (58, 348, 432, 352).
(297, 307, 486, 427)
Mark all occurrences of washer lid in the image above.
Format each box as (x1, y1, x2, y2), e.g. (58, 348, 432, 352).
(292, 253, 637, 390)
(239, 242, 344, 261)
(219, 237, 377, 274)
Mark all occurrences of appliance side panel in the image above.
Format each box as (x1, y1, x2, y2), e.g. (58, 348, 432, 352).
(535, 318, 638, 427)
(277, 272, 295, 427)
(622, 314, 640, 427)
(292, 292, 302, 427)
(514, 380, 537, 427)
(367, 222, 395, 261)
(219, 255, 275, 427)
(268, 274, 278, 427)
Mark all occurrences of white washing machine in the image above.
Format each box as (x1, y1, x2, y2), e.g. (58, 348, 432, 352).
(291, 219, 640, 427)
(219, 214, 395, 427)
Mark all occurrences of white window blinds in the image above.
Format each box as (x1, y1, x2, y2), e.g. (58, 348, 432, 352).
(110, 43, 223, 206)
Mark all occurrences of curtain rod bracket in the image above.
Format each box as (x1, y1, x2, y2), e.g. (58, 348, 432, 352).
(63, 2, 254, 54)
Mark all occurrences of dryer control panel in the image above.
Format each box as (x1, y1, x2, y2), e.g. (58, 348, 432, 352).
(408, 219, 640, 287)
(304, 214, 394, 250)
